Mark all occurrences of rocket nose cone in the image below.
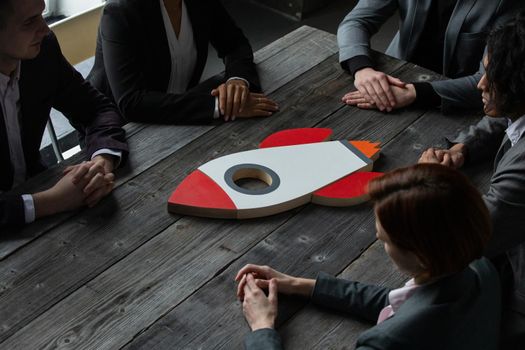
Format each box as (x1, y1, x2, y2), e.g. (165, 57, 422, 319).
(168, 170, 237, 218)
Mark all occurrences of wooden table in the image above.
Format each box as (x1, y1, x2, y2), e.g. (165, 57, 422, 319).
(0, 26, 491, 349)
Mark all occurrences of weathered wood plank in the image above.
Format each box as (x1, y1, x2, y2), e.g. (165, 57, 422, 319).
(253, 26, 319, 64)
(257, 27, 339, 93)
(0, 213, 301, 350)
(0, 48, 408, 348)
(0, 26, 334, 259)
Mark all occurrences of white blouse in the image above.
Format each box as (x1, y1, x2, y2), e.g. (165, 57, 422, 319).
(159, 0, 197, 94)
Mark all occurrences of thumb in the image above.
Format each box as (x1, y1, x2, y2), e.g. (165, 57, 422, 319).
(387, 75, 406, 87)
(255, 279, 270, 290)
(268, 279, 278, 304)
(211, 89, 218, 96)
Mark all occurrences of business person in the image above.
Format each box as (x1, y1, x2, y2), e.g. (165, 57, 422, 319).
(338, 0, 523, 113)
(0, 0, 129, 229)
(88, 0, 278, 124)
(236, 164, 501, 350)
(419, 14, 525, 348)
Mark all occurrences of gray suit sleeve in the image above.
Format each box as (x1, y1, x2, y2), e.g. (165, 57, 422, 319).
(337, 0, 398, 63)
(452, 116, 525, 256)
(430, 65, 483, 112)
(244, 328, 282, 350)
(484, 152, 525, 257)
(452, 116, 507, 163)
(311, 272, 391, 323)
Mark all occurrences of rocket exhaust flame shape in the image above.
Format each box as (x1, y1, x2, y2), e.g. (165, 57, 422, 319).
(168, 128, 382, 219)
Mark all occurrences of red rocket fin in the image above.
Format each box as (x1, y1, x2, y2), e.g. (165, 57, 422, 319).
(349, 141, 381, 161)
(259, 128, 333, 148)
(312, 172, 383, 207)
(168, 170, 237, 218)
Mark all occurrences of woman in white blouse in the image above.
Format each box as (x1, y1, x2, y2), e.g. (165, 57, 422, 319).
(88, 0, 277, 124)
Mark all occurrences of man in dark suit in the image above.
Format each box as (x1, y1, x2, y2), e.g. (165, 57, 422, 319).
(0, 0, 129, 229)
(419, 14, 525, 347)
(87, 0, 278, 124)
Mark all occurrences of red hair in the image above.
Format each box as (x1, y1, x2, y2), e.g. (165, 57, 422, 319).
(368, 164, 491, 278)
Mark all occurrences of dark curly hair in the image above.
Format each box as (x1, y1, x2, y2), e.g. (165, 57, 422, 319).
(486, 11, 525, 119)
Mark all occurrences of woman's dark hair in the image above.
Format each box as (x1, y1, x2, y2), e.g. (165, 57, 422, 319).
(486, 11, 525, 118)
(368, 164, 491, 279)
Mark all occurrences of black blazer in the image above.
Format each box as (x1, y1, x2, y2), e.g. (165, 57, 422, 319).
(87, 0, 261, 124)
(0, 32, 129, 229)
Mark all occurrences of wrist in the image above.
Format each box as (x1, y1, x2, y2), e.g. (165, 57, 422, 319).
(251, 321, 275, 332)
(292, 278, 316, 297)
(406, 83, 416, 97)
(94, 154, 115, 173)
(227, 78, 248, 87)
(33, 189, 58, 219)
(450, 143, 468, 156)
(355, 67, 374, 77)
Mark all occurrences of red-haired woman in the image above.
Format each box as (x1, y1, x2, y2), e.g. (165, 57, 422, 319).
(236, 164, 501, 350)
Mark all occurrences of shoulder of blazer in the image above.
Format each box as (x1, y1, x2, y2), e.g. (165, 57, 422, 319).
(356, 259, 500, 349)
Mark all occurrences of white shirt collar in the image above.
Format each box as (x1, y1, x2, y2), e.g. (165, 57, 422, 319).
(388, 278, 420, 313)
(506, 115, 525, 147)
(0, 61, 21, 94)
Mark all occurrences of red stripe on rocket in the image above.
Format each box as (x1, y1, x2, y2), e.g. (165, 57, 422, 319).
(168, 128, 382, 219)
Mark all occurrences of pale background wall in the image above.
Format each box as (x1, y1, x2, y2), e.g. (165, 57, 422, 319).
(56, 0, 104, 17)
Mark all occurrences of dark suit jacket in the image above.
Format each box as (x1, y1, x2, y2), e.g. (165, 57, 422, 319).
(453, 116, 525, 322)
(87, 0, 261, 124)
(0, 32, 129, 229)
(245, 258, 501, 350)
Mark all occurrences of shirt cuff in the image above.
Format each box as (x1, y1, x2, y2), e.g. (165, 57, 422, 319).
(227, 77, 250, 89)
(91, 148, 123, 169)
(22, 194, 35, 224)
(412, 82, 441, 107)
(342, 55, 374, 75)
(213, 97, 220, 119)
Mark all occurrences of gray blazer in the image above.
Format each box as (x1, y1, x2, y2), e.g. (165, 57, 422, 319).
(337, 0, 522, 111)
(454, 116, 525, 319)
(245, 258, 501, 350)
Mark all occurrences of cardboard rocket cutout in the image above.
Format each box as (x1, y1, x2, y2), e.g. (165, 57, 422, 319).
(168, 128, 382, 219)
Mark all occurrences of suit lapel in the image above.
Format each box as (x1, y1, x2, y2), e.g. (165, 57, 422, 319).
(0, 107, 14, 191)
(494, 134, 525, 172)
(402, 0, 432, 58)
(443, 0, 477, 76)
(185, 0, 209, 88)
(146, 0, 172, 91)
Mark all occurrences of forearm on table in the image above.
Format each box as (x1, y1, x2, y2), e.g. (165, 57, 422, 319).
(311, 272, 390, 322)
